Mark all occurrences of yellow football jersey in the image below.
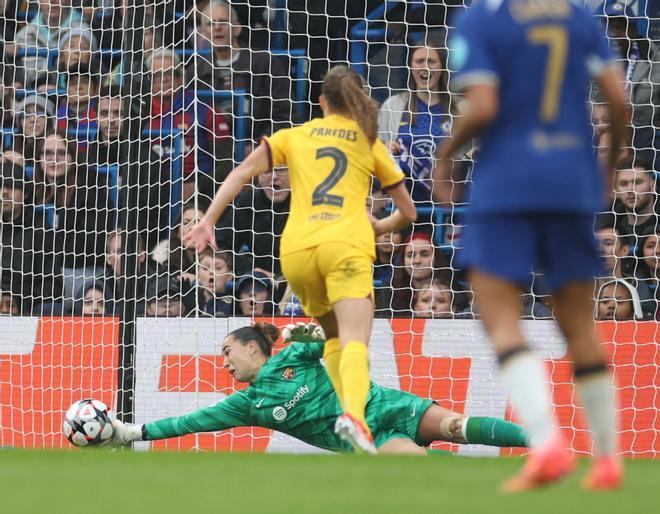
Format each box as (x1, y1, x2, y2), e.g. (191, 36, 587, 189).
(264, 114, 405, 259)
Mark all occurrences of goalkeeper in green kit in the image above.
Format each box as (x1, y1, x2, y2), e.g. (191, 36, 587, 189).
(112, 322, 529, 453)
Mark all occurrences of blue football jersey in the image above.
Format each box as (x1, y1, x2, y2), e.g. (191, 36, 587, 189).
(449, 0, 615, 215)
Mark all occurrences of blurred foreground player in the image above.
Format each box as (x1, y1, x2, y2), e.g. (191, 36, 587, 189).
(433, 0, 627, 491)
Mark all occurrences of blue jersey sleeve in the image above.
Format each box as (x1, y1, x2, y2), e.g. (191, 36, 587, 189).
(449, 5, 500, 92)
(585, 12, 616, 78)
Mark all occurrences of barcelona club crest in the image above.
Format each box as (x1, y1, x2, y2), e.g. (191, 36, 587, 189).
(281, 368, 296, 381)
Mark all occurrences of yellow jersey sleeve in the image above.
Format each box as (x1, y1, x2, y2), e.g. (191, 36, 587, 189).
(372, 139, 405, 189)
(263, 128, 290, 167)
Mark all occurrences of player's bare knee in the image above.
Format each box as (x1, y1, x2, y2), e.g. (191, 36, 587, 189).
(438, 414, 466, 444)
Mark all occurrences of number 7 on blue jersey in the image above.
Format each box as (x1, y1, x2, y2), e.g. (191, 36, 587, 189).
(527, 25, 568, 122)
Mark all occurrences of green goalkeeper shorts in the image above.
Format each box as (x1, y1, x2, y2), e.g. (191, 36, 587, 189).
(364, 385, 435, 448)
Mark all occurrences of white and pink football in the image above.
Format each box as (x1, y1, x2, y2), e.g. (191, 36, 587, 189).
(63, 399, 114, 447)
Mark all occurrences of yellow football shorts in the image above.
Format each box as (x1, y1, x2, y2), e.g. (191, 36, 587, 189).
(280, 242, 374, 317)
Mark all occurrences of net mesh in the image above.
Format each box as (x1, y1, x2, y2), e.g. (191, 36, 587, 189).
(0, 0, 657, 456)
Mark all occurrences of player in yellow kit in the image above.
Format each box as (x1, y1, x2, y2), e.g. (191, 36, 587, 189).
(184, 66, 417, 453)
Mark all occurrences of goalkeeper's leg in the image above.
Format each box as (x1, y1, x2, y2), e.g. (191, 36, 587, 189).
(416, 405, 530, 448)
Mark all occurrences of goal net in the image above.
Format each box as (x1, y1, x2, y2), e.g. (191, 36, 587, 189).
(0, 0, 657, 457)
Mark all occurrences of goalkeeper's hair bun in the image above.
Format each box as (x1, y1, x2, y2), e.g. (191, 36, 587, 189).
(252, 322, 280, 348)
(229, 322, 280, 356)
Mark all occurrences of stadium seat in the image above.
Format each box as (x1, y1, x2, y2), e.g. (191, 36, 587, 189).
(0, 128, 16, 150)
(270, 48, 309, 119)
(34, 203, 56, 228)
(434, 206, 466, 250)
(16, 10, 38, 23)
(14, 88, 66, 99)
(174, 48, 212, 58)
(66, 127, 99, 143)
(15, 47, 58, 70)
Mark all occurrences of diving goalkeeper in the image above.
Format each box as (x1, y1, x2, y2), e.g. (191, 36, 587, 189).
(112, 322, 529, 453)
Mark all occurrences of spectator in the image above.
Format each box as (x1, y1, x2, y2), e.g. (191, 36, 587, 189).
(72, 0, 121, 50)
(195, 0, 295, 141)
(33, 133, 112, 295)
(374, 211, 403, 286)
(88, 85, 171, 250)
(277, 284, 304, 316)
(595, 218, 630, 279)
(595, 278, 642, 321)
(56, 65, 100, 149)
(74, 0, 97, 27)
(12, 94, 55, 168)
(0, 283, 20, 315)
(145, 48, 231, 201)
(378, 36, 451, 205)
(597, 129, 629, 169)
(591, 103, 610, 139)
(520, 289, 554, 320)
(145, 277, 190, 317)
(103, 229, 165, 316)
(368, 179, 392, 217)
(14, 0, 90, 88)
(1, 151, 24, 168)
(234, 272, 274, 316)
(57, 27, 101, 73)
(0, 159, 64, 309)
(71, 278, 112, 316)
(377, 231, 449, 316)
(218, 165, 290, 281)
(197, 248, 233, 317)
(411, 278, 455, 319)
(597, 1, 660, 169)
(633, 226, 660, 319)
(151, 200, 210, 278)
(106, 25, 163, 87)
(613, 155, 658, 240)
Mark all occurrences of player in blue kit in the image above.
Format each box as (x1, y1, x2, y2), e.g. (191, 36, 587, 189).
(433, 0, 627, 491)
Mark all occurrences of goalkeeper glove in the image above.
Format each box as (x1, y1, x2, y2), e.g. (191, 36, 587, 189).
(282, 322, 326, 343)
(110, 419, 144, 446)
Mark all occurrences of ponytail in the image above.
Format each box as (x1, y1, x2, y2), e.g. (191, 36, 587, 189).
(228, 322, 280, 356)
(322, 66, 379, 146)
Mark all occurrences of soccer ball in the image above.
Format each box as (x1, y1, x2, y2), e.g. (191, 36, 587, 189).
(63, 399, 114, 447)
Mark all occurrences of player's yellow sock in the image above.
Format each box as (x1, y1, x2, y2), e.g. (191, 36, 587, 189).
(323, 337, 343, 407)
(338, 341, 370, 430)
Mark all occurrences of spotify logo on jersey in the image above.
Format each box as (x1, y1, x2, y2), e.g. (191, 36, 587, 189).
(272, 385, 309, 422)
(272, 406, 288, 422)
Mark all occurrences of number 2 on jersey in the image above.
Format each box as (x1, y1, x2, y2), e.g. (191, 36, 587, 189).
(312, 147, 347, 207)
(527, 25, 568, 122)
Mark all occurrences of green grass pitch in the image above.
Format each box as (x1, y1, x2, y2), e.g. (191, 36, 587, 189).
(1, 450, 658, 514)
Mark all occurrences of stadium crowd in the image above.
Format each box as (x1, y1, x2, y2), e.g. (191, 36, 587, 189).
(0, 0, 658, 320)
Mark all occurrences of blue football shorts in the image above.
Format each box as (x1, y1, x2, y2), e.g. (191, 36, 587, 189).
(458, 212, 601, 292)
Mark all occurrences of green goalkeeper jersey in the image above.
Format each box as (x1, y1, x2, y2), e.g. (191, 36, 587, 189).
(144, 342, 433, 452)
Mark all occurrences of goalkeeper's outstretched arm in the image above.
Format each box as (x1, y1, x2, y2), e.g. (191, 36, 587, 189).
(111, 399, 250, 446)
